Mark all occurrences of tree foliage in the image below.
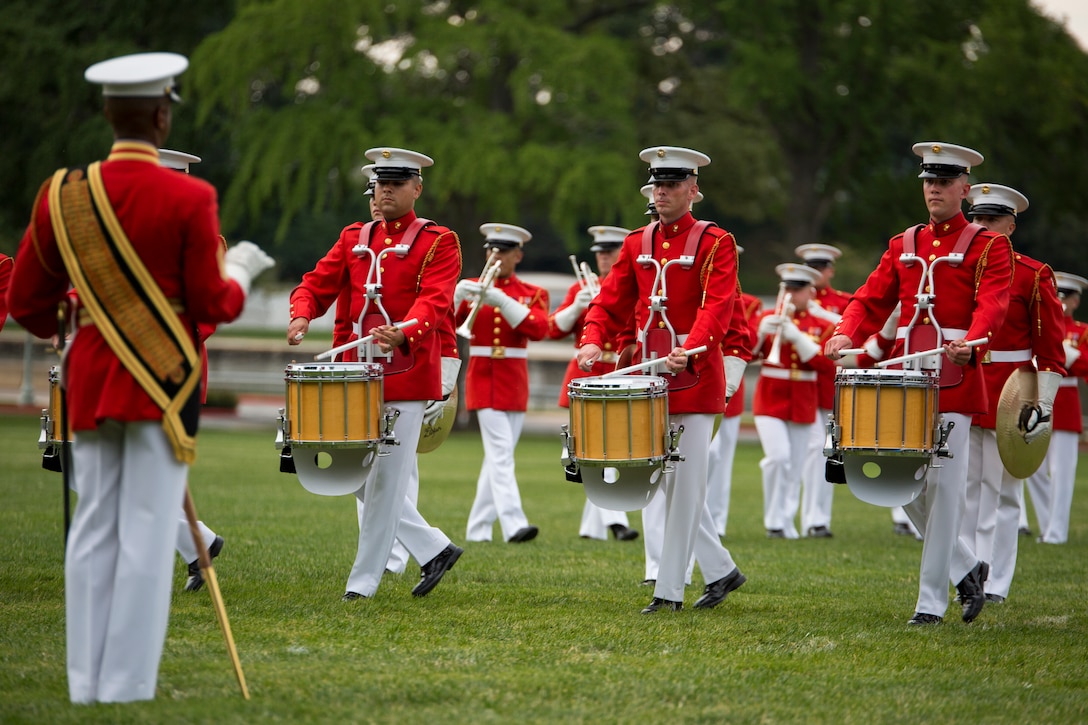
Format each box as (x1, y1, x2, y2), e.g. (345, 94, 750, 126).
(3, 0, 1087, 291)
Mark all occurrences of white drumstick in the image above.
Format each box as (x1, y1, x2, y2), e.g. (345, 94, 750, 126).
(876, 337, 987, 368)
(601, 345, 708, 378)
(315, 318, 418, 361)
(835, 348, 865, 356)
(293, 332, 305, 342)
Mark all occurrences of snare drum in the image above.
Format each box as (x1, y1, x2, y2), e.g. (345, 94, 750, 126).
(284, 363, 383, 447)
(834, 368, 938, 454)
(568, 375, 668, 465)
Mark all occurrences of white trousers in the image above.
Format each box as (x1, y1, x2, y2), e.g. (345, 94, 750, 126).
(466, 409, 529, 541)
(356, 457, 420, 573)
(903, 413, 980, 617)
(800, 408, 835, 532)
(175, 517, 216, 565)
(346, 403, 449, 596)
(642, 485, 694, 585)
(1026, 431, 1079, 544)
(706, 415, 741, 536)
(67, 420, 187, 704)
(579, 500, 629, 540)
(754, 415, 814, 538)
(963, 426, 1023, 598)
(652, 414, 737, 602)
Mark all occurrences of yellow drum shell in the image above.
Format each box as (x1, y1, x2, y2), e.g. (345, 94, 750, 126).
(285, 363, 383, 447)
(835, 368, 937, 453)
(568, 375, 668, 464)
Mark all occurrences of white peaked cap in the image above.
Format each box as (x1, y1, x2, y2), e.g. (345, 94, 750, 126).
(967, 183, 1029, 216)
(776, 263, 822, 286)
(361, 163, 377, 195)
(158, 149, 200, 172)
(795, 243, 842, 262)
(1054, 272, 1088, 295)
(912, 141, 983, 178)
(85, 52, 188, 101)
(364, 147, 434, 180)
(639, 146, 711, 180)
(480, 222, 531, 249)
(588, 225, 629, 252)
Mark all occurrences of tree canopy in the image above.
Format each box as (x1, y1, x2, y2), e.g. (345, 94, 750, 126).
(4, 0, 1087, 294)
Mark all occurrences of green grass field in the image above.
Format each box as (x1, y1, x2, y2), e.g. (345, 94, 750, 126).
(1, 413, 1086, 723)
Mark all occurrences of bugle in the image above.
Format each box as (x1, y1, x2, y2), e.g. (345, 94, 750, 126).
(456, 250, 502, 339)
(765, 291, 793, 366)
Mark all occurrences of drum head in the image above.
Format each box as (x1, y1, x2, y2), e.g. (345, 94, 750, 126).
(580, 463, 663, 511)
(417, 388, 458, 454)
(996, 367, 1050, 479)
(843, 454, 927, 507)
(292, 446, 375, 496)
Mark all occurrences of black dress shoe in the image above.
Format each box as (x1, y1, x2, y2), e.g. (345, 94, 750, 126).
(693, 567, 747, 609)
(412, 543, 463, 597)
(893, 522, 914, 536)
(508, 525, 539, 543)
(640, 578, 656, 587)
(806, 526, 833, 538)
(184, 536, 224, 592)
(641, 597, 683, 614)
(766, 529, 785, 539)
(342, 591, 366, 601)
(1018, 526, 1033, 537)
(956, 561, 988, 623)
(985, 593, 1006, 604)
(609, 524, 640, 541)
(907, 612, 942, 625)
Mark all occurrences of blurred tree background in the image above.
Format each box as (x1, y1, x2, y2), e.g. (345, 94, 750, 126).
(2, 0, 1087, 297)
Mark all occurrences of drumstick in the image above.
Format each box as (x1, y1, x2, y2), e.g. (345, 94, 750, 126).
(601, 345, 708, 377)
(836, 348, 866, 356)
(315, 318, 418, 361)
(293, 332, 304, 342)
(876, 337, 988, 368)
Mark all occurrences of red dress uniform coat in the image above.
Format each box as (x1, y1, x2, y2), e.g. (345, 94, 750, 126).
(723, 290, 760, 417)
(1054, 318, 1088, 433)
(813, 286, 850, 411)
(7, 142, 246, 431)
(457, 274, 549, 411)
(581, 212, 738, 415)
(0, 253, 12, 332)
(548, 280, 623, 408)
(834, 213, 1013, 415)
(752, 307, 836, 423)
(815, 286, 852, 315)
(289, 211, 461, 402)
(974, 254, 1066, 429)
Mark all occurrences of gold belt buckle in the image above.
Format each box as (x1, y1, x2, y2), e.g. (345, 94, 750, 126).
(790, 369, 801, 381)
(981, 350, 992, 364)
(491, 346, 506, 359)
(600, 351, 617, 364)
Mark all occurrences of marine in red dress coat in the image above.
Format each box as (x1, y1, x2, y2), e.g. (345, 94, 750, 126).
(9, 142, 247, 431)
(0, 253, 11, 332)
(825, 141, 1013, 625)
(457, 247, 550, 413)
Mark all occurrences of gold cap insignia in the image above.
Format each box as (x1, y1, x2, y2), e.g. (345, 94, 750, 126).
(657, 149, 666, 158)
(932, 144, 941, 153)
(382, 150, 391, 158)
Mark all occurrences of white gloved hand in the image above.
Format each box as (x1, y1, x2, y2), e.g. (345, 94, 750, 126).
(422, 399, 445, 426)
(806, 299, 842, 324)
(224, 241, 275, 295)
(1063, 341, 1081, 369)
(723, 355, 747, 400)
(781, 319, 820, 362)
(482, 286, 530, 327)
(1022, 371, 1062, 444)
(455, 279, 482, 308)
(757, 314, 783, 338)
(552, 291, 593, 333)
(423, 357, 462, 426)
